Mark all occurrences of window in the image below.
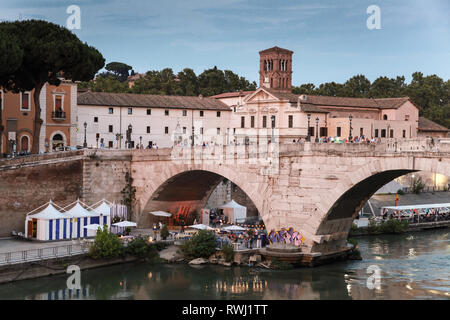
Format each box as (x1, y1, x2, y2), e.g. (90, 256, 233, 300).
(381, 129, 386, 138)
(241, 116, 245, 128)
(20, 92, 31, 111)
(360, 128, 364, 136)
(146, 109, 151, 115)
(262, 116, 267, 128)
(200, 110, 204, 117)
(200, 127, 204, 134)
(109, 108, 114, 114)
(320, 127, 328, 137)
(183, 127, 186, 134)
(383, 114, 388, 120)
(165, 127, 169, 134)
(128, 108, 132, 115)
(337, 127, 342, 137)
(288, 115, 293, 128)
(405, 115, 410, 121)
(217, 128, 220, 135)
(108, 125, 113, 133)
(182, 110, 187, 116)
(147, 126, 151, 134)
(375, 129, 379, 137)
(165, 110, 169, 116)
(94, 117, 98, 123)
(390, 129, 394, 138)
(108, 141, 113, 148)
(271, 116, 276, 128)
(55, 96, 62, 110)
(217, 111, 221, 117)
(251, 116, 255, 128)
(309, 127, 315, 137)
(402, 130, 406, 138)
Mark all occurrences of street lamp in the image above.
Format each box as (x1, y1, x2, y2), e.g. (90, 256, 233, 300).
(96, 133, 99, 149)
(315, 117, 319, 143)
(348, 114, 353, 142)
(139, 136, 142, 149)
(127, 124, 132, 149)
(83, 122, 87, 148)
(306, 113, 311, 142)
(271, 115, 276, 144)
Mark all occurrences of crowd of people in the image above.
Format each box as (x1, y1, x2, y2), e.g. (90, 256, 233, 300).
(217, 228, 268, 250)
(381, 207, 450, 223)
(292, 135, 383, 144)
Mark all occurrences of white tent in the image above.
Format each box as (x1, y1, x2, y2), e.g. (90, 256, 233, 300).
(150, 211, 172, 217)
(220, 200, 247, 223)
(88, 200, 112, 232)
(25, 200, 71, 241)
(63, 200, 106, 238)
(223, 225, 247, 232)
(188, 224, 214, 230)
(112, 221, 137, 227)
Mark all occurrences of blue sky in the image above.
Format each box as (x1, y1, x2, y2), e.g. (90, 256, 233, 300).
(1, 0, 449, 86)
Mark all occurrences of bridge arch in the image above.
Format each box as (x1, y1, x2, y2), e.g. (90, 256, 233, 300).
(133, 164, 269, 228)
(312, 156, 450, 253)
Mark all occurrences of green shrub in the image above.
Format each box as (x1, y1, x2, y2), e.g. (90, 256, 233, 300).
(379, 219, 409, 234)
(349, 223, 358, 236)
(412, 177, 424, 194)
(89, 225, 124, 259)
(182, 230, 217, 259)
(397, 189, 405, 195)
(221, 243, 234, 262)
(160, 224, 169, 240)
(367, 219, 380, 234)
(125, 236, 162, 262)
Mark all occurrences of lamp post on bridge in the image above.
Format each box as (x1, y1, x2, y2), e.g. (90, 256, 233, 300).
(315, 117, 319, 143)
(348, 114, 353, 142)
(83, 122, 87, 148)
(306, 113, 311, 142)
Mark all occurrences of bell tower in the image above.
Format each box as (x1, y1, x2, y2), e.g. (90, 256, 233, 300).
(259, 46, 293, 93)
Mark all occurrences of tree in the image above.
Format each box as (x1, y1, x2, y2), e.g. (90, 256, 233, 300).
(317, 82, 344, 96)
(0, 29, 23, 152)
(0, 20, 104, 153)
(292, 83, 316, 95)
(341, 75, 371, 97)
(105, 62, 132, 82)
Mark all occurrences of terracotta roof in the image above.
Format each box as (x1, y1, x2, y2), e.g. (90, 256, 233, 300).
(210, 91, 255, 99)
(418, 117, 449, 132)
(263, 89, 412, 110)
(77, 91, 231, 111)
(259, 46, 294, 54)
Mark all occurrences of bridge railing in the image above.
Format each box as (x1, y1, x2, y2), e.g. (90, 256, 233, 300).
(0, 242, 92, 266)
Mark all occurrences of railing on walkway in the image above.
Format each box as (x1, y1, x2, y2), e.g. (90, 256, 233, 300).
(0, 242, 92, 266)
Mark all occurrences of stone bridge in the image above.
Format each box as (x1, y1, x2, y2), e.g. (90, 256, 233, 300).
(1, 138, 449, 256)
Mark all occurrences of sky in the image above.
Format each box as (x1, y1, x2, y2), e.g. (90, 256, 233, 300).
(1, 0, 449, 86)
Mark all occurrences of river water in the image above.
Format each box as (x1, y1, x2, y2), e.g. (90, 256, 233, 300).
(0, 229, 448, 300)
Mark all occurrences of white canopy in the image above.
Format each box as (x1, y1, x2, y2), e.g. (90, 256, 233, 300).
(90, 201, 112, 216)
(65, 201, 96, 218)
(220, 200, 246, 209)
(84, 224, 103, 230)
(188, 224, 214, 230)
(150, 211, 172, 217)
(382, 203, 450, 211)
(223, 225, 247, 231)
(220, 200, 247, 223)
(112, 221, 137, 227)
(27, 202, 69, 220)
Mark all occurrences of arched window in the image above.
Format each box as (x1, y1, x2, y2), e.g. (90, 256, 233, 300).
(52, 133, 65, 151)
(21, 135, 29, 152)
(383, 114, 388, 120)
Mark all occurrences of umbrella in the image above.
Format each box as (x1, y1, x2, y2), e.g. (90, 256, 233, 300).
(112, 221, 137, 227)
(223, 225, 246, 232)
(84, 224, 102, 230)
(150, 211, 172, 217)
(188, 224, 214, 230)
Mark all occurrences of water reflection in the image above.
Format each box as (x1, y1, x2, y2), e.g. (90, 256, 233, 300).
(0, 229, 448, 300)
